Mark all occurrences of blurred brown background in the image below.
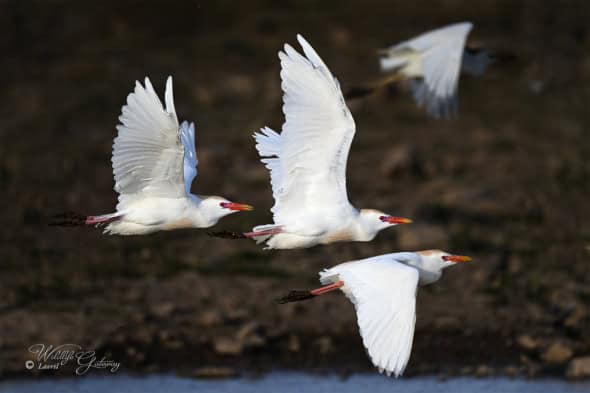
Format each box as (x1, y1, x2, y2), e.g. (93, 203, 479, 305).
(1, 0, 589, 379)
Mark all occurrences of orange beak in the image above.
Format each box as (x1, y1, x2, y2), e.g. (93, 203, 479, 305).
(379, 216, 413, 225)
(221, 202, 254, 211)
(442, 255, 472, 263)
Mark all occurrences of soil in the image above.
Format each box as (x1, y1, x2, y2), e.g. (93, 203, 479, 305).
(1, 0, 589, 380)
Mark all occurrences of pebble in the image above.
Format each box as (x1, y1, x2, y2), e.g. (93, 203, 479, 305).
(516, 334, 537, 351)
(197, 310, 223, 327)
(566, 356, 590, 380)
(541, 342, 573, 365)
(193, 367, 237, 379)
(213, 337, 242, 356)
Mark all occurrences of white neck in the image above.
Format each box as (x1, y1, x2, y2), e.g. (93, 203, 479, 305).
(350, 210, 391, 242)
(397, 253, 444, 286)
(187, 195, 227, 228)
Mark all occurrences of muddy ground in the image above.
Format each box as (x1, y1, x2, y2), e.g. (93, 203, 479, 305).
(1, 0, 589, 380)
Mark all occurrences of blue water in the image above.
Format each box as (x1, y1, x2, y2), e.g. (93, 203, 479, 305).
(1, 372, 589, 393)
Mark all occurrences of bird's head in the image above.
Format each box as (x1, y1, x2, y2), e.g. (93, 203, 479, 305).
(200, 196, 254, 220)
(358, 209, 412, 237)
(417, 249, 472, 270)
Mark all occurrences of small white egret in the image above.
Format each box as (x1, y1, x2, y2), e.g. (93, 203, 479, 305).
(378, 22, 492, 117)
(53, 76, 253, 235)
(245, 35, 411, 249)
(279, 250, 472, 377)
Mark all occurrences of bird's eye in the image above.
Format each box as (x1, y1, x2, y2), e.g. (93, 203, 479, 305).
(379, 216, 387, 222)
(220, 202, 230, 209)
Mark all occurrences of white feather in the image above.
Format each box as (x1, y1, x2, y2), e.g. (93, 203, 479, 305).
(254, 34, 356, 233)
(112, 76, 184, 209)
(381, 22, 473, 118)
(180, 121, 198, 194)
(320, 254, 419, 377)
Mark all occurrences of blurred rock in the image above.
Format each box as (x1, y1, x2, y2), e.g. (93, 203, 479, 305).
(213, 337, 242, 356)
(564, 306, 587, 330)
(397, 224, 449, 250)
(516, 335, 538, 351)
(197, 310, 223, 327)
(433, 316, 460, 331)
(150, 302, 175, 319)
(330, 27, 351, 48)
(223, 75, 255, 97)
(503, 365, 520, 377)
(236, 321, 259, 341)
(315, 336, 334, 355)
(541, 342, 573, 365)
(224, 307, 249, 322)
(287, 334, 301, 352)
(566, 356, 590, 380)
(380, 145, 422, 178)
(475, 365, 493, 377)
(193, 366, 237, 379)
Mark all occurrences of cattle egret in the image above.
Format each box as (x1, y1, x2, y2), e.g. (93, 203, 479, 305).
(245, 35, 411, 249)
(279, 250, 472, 377)
(379, 22, 492, 117)
(52, 76, 253, 235)
(346, 22, 492, 118)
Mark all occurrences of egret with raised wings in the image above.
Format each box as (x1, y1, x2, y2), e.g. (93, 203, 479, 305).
(243, 35, 411, 249)
(52, 76, 253, 235)
(347, 22, 492, 118)
(279, 250, 472, 377)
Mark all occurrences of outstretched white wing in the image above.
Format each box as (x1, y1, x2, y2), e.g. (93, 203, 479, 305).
(254, 34, 356, 231)
(385, 22, 473, 118)
(180, 121, 198, 194)
(112, 76, 185, 209)
(320, 253, 420, 377)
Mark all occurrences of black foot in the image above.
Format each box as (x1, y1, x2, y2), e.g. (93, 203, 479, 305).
(207, 230, 247, 239)
(277, 290, 315, 304)
(49, 211, 86, 226)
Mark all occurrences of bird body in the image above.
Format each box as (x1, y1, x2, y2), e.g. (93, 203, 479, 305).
(102, 194, 243, 235)
(250, 35, 410, 249)
(280, 250, 472, 377)
(55, 77, 252, 235)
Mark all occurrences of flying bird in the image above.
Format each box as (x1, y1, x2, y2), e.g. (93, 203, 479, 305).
(244, 35, 411, 249)
(52, 76, 253, 235)
(279, 250, 472, 377)
(347, 22, 493, 118)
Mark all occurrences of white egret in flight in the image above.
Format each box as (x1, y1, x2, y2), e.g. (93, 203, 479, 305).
(346, 22, 493, 118)
(279, 250, 472, 377)
(52, 76, 253, 235)
(243, 35, 411, 249)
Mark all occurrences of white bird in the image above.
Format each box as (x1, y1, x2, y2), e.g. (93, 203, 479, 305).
(53, 76, 253, 235)
(279, 250, 472, 377)
(245, 35, 411, 249)
(378, 22, 492, 117)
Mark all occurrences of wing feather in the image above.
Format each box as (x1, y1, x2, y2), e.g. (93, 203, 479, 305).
(112, 76, 185, 209)
(180, 121, 198, 194)
(320, 254, 419, 377)
(254, 35, 356, 231)
(387, 22, 473, 118)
